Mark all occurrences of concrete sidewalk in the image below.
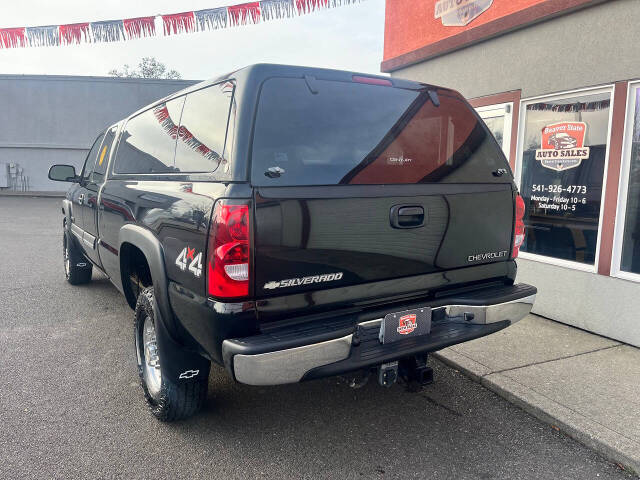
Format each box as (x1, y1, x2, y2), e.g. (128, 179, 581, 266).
(434, 314, 640, 475)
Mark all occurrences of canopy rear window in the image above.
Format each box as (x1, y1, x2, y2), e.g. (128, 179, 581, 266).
(251, 77, 510, 186)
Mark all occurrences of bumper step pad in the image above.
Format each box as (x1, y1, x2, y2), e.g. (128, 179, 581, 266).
(302, 319, 507, 381)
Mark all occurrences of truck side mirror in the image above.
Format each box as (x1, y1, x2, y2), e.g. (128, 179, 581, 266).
(48, 164, 78, 182)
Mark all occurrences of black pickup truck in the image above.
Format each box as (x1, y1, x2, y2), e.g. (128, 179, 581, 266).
(49, 64, 535, 421)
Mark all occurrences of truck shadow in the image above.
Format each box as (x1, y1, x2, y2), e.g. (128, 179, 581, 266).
(156, 363, 515, 478)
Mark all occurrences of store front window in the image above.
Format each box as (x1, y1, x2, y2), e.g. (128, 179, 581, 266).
(518, 90, 612, 266)
(618, 84, 640, 276)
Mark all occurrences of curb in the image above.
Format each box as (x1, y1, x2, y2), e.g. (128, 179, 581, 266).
(434, 350, 640, 476)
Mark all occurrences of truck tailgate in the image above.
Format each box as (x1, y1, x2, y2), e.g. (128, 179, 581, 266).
(254, 184, 514, 301)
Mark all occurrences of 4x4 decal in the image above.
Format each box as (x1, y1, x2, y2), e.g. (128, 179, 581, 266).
(176, 246, 203, 278)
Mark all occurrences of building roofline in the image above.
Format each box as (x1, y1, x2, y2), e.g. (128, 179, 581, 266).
(0, 74, 199, 85)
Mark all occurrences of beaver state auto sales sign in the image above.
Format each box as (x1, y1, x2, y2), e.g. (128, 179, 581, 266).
(535, 122, 590, 172)
(434, 0, 493, 26)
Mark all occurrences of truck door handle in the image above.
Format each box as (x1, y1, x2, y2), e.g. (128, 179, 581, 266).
(390, 205, 425, 229)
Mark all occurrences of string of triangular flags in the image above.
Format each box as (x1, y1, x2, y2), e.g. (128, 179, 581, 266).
(528, 99, 611, 113)
(0, 0, 363, 49)
(154, 102, 224, 164)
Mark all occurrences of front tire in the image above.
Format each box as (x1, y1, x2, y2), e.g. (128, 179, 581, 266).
(134, 287, 208, 421)
(63, 229, 92, 285)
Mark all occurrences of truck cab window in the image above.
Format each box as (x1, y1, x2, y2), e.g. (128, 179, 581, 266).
(114, 98, 185, 175)
(81, 132, 106, 183)
(91, 125, 117, 183)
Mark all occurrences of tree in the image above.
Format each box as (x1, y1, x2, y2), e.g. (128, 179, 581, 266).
(108, 57, 181, 79)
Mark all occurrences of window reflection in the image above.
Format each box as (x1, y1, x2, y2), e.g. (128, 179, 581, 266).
(82, 132, 106, 181)
(174, 82, 234, 173)
(91, 126, 117, 183)
(343, 91, 488, 184)
(620, 87, 640, 274)
(152, 101, 224, 169)
(114, 82, 234, 176)
(251, 78, 507, 186)
(114, 98, 184, 174)
(482, 116, 504, 149)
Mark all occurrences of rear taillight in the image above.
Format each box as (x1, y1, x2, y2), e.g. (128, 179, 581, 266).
(207, 203, 250, 299)
(513, 194, 525, 258)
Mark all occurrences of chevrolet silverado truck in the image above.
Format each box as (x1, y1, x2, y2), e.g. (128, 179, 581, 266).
(48, 64, 535, 421)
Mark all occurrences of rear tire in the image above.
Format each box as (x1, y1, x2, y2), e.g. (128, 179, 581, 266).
(134, 287, 208, 421)
(63, 229, 92, 285)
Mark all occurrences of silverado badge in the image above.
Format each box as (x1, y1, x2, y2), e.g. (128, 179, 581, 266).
(263, 272, 344, 290)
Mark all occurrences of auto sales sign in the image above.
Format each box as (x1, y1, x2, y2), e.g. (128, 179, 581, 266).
(434, 0, 493, 26)
(535, 121, 590, 171)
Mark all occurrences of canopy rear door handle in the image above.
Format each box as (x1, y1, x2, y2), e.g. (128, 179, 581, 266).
(390, 205, 425, 229)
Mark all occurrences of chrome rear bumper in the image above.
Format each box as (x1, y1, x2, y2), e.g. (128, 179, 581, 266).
(225, 290, 535, 386)
(444, 294, 536, 324)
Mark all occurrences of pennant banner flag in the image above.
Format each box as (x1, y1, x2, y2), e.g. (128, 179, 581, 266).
(123, 16, 156, 40)
(91, 20, 125, 43)
(0, 0, 363, 49)
(228, 2, 261, 26)
(162, 12, 196, 36)
(59, 23, 90, 45)
(528, 100, 611, 113)
(296, 0, 328, 14)
(194, 8, 228, 31)
(0, 27, 27, 48)
(261, 0, 295, 21)
(25, 26, 59, 47)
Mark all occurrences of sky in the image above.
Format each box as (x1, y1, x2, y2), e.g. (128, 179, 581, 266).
(0, 0, 386, 80)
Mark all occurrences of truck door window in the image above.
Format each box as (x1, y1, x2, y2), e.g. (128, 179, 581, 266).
(91, 125, 117, 183)
(81, 132, 106, 183)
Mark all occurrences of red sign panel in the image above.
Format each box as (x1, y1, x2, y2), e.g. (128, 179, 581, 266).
(397, 314, 418, 335)
(535, 121, 590, 171)
(541, 121, 586, 149)
(382, 0, 599, 72)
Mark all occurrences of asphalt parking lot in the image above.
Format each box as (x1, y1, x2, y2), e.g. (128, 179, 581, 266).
(0, 196, 634, 480)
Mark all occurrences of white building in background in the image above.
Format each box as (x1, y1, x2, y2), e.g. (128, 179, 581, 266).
(0, 74, 197, 192)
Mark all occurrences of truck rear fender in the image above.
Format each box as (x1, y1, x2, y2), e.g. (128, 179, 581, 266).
(118, 224, 210, 382)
